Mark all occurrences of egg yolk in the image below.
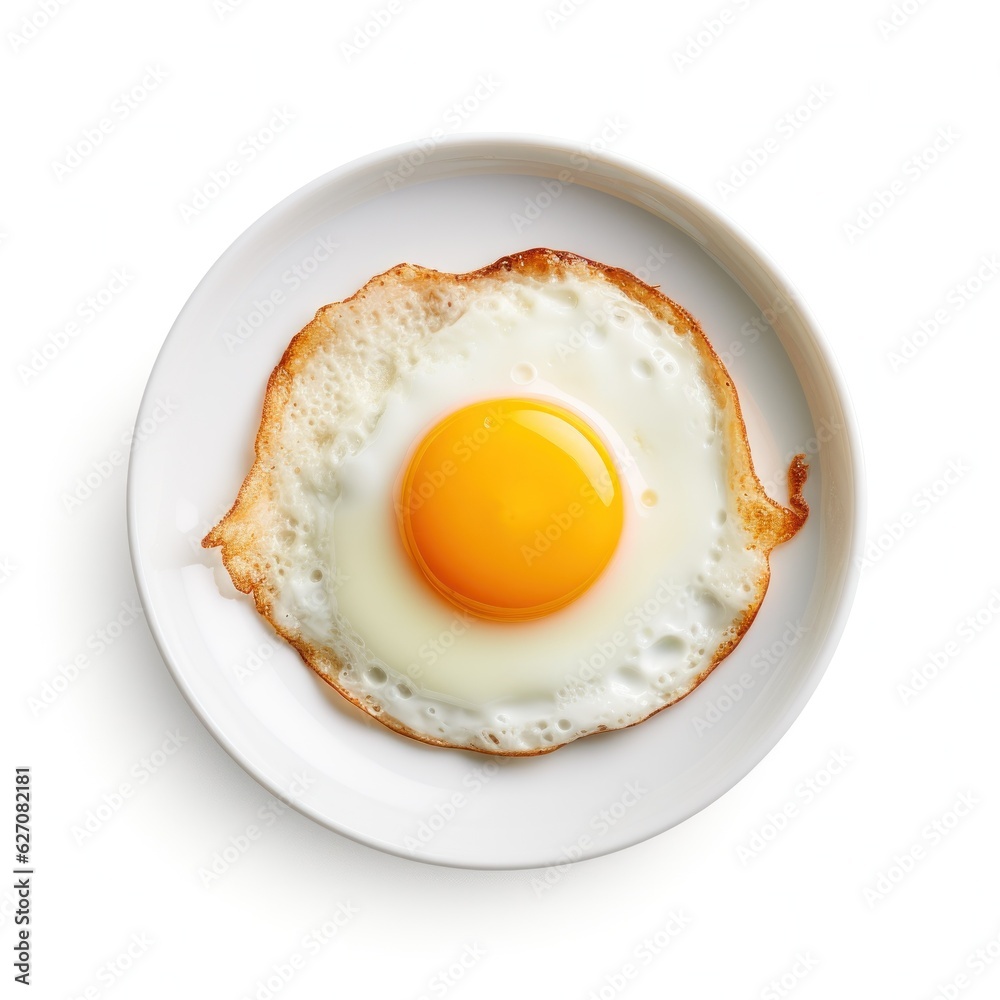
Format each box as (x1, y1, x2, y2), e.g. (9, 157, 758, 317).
(396, 397, 624, 622)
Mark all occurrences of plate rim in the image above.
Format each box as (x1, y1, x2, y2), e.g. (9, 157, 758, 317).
(126, 132, 866, 869)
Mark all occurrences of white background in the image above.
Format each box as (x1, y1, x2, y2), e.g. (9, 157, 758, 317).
(5, 0, 999, 997)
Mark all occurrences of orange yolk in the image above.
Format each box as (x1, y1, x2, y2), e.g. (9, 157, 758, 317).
(396, 397, 624, 622)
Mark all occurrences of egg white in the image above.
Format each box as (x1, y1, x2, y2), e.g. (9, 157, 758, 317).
(266, 273, 766, 753)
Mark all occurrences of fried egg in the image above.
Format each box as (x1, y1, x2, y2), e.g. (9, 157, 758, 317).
(204, 249, 807, 755)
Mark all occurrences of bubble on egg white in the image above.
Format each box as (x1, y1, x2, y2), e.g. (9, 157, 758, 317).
(631, 358, 654, 379)
(639, 634, 688, 675)
(690, 590, 728, 629)
(552, 288, 580, 310)
(514, 291, 535, 313)
(365, 666, 387, 686)
(612, 665, 650, 696)
(510, 362, 537, 385)
(655, 351, 678, 376)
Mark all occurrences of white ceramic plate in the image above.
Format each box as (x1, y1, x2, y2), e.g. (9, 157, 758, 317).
(127, 135, 863, 869)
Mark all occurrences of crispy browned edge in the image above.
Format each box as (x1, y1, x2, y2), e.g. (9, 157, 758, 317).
(203, 248, 809, 756)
